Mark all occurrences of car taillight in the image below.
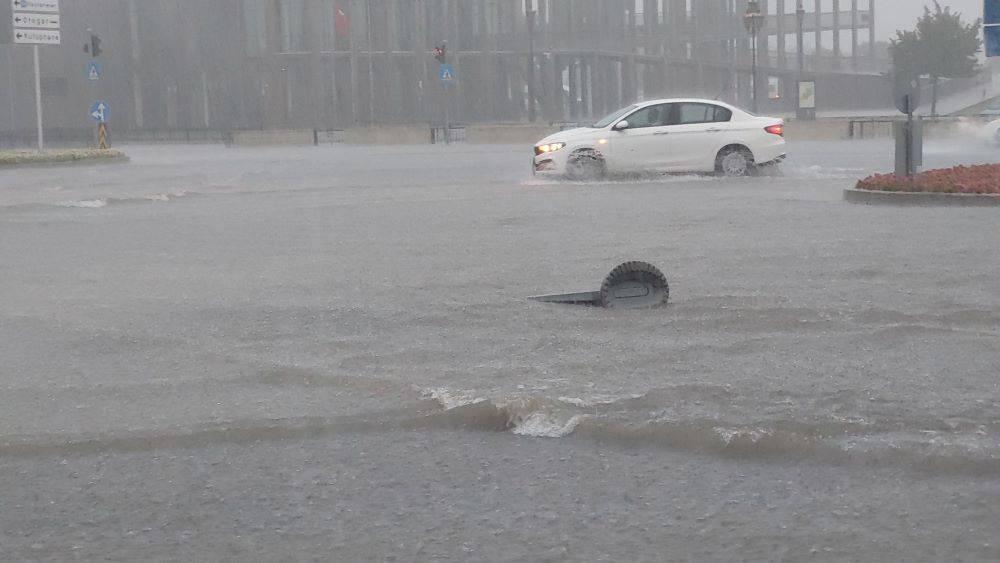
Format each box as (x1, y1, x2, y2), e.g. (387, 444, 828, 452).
(765, 124, 784, 137)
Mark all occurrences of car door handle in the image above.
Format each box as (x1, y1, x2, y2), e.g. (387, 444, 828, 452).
(653, 131, 670, 135)
(706, 128, 723, 132)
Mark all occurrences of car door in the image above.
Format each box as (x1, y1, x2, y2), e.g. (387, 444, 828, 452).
(606, 103, 673, 172)
(659, 103, 733, 172)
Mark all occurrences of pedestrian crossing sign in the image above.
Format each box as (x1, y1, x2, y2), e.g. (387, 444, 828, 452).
(439, 63, 455, 85)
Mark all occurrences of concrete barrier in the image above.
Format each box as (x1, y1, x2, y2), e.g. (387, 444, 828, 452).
(228, 129, 316, 146)
(339, 125, 431, 145)
(465, 124, 561, 144)
(783, 119, 849, 141)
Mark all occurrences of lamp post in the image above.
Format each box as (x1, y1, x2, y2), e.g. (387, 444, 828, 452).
(744, 1, 765, 113)
(796, 1, 805, 75)
(794, 1, 816, 120)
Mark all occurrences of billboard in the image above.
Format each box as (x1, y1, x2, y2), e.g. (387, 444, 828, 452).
(988, 0, 1000, 56)
(987, 0, 1000, 26)
(988, 26, 1000, 57)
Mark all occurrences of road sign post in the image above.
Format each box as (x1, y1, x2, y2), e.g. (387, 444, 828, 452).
(893, 74, 923, 178)
(90, 100, 109, 148)
(10, 0, 61, 151)
(33, 44, 41, 149)
(97, 122, 108, 149)
(439, 63, 455, 145)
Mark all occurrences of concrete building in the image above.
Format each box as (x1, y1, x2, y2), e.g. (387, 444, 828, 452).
(0, 0, 884, 145)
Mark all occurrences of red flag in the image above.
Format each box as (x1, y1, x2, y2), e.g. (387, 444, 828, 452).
(334, 0, 350, 37)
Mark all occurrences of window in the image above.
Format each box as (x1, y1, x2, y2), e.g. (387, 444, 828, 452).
(674, 103, 731, 125)
(591, 105, 637, 128)
(624, 103, 671, 128)
(280, 0, 305, 52)
(243, 0, 268, 57)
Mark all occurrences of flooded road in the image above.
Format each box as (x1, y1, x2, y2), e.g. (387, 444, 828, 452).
(2, 139, 999, 560)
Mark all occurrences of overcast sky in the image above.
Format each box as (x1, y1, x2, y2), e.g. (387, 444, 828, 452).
(877, 0, 983, 39)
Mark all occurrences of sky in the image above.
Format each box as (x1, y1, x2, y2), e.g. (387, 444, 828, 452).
(877, 0, 983, 39)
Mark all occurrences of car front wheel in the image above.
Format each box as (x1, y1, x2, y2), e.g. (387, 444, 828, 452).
(565, 149, 606, 181)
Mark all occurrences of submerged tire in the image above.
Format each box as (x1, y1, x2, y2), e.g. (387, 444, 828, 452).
(599, 261, 670, 309)
(716, 146, 756, 177)
(565, 149, 606, 181)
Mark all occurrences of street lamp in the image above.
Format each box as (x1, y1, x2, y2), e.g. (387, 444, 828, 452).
(796, 1, 805, 75)
(744, 1, 764, 113)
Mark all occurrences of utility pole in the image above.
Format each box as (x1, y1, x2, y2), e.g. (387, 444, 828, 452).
(366, 0, 375, 125)
(526, 8, 537, 123)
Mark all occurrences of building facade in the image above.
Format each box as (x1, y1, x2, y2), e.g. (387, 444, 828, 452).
(0, 0, 883, 145)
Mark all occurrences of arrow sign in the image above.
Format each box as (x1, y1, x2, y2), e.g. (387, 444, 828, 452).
(12, 12, 60, 29)
(90, 100, 108, 123)
(13, 28, 60, 44)
(12, 0, 59, 13)
(87, 60, 101, 80)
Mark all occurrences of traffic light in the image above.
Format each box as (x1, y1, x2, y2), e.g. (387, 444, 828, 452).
(434, 45, 446, 64)
(84, 34, 103, 58)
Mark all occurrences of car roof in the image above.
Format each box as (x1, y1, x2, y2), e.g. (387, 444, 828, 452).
(635, 98, 738, 109)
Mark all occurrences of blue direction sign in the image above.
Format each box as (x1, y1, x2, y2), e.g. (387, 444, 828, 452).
(439, 63, 456, 85)
(90, 100, 108, 123)
(86, 60, 101, 81)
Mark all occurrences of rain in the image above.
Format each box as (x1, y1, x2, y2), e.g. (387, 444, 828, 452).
(2, 1, 999, 560)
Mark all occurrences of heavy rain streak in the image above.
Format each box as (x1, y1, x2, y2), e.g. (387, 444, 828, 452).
(2, 0, 999, 560)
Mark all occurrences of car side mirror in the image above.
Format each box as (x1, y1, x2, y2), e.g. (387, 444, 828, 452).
(613, 120, 629, 131)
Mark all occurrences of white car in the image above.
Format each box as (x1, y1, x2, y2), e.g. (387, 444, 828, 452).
(533, 98, 786, 179)
(983, 118, 1000, 145)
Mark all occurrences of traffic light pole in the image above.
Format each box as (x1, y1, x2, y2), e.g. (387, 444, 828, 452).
(33, 45, 43, 151)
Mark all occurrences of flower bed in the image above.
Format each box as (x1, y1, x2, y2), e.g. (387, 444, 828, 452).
(856, 164, 1000, 195)
(0, 148, 126, 167)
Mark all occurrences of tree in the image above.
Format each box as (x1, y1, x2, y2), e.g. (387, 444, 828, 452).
(888, 29, 922, 80)
(888, 1, 981, 116)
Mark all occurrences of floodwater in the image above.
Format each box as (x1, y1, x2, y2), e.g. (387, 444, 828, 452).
(1, 138, 999, 561)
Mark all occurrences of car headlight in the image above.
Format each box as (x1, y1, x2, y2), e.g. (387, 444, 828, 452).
(534, 142, 565, 156)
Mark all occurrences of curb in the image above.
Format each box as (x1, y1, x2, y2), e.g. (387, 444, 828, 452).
(844, 188, 1000, 207)
(0, 154, 130, 169)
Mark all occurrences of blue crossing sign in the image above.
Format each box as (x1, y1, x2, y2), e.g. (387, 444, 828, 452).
(90, 100, 108, 123)
(439, 63, 456, 85)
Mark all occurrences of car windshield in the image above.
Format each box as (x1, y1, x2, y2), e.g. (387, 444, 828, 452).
(590, 105, 638, 128)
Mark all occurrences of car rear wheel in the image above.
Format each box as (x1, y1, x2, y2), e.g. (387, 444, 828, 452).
(566, 149, 605, 181)
(716, 147, 755, 177)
